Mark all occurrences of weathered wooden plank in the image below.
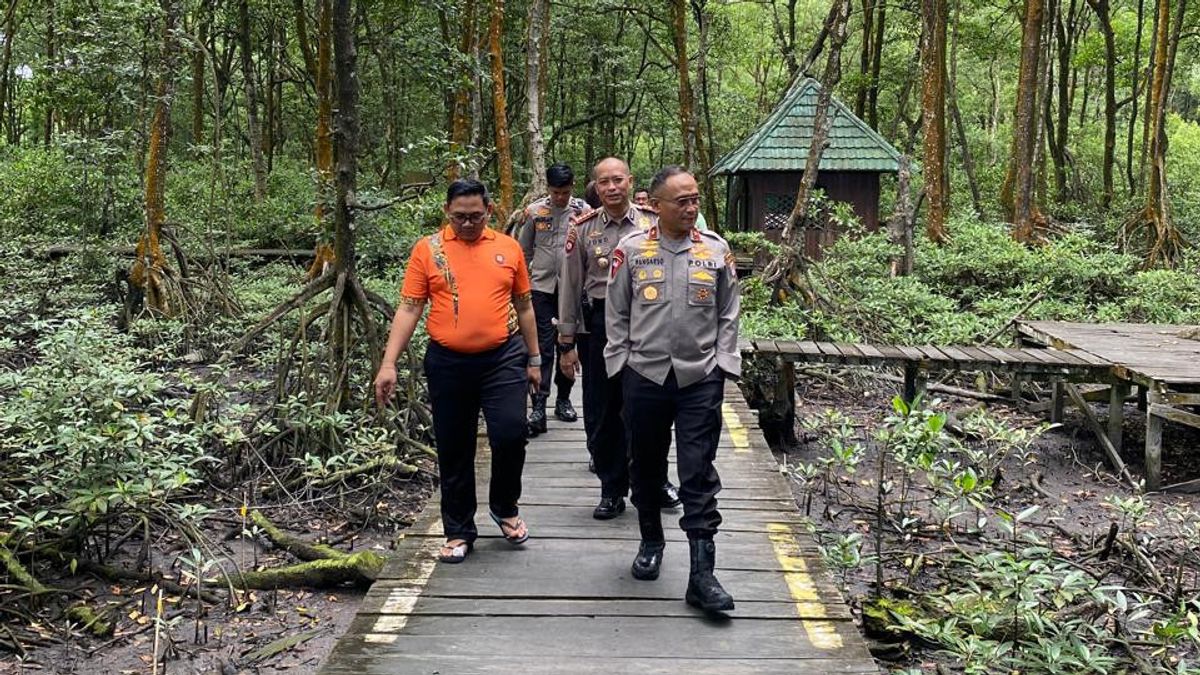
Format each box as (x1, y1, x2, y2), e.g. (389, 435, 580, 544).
(1149, 403, 1200, 429)
(916, 345, 952, 363)
(895, 345, 927, 363)
(935, 345, 976, 366)
(321, 654, 881, 675)
(797, 342, 825, 357)
(1063, 383, 1136, 488)
(854, 343, 885, 360)
(336, 615, 870, 660)
(357, 595, 844, 620)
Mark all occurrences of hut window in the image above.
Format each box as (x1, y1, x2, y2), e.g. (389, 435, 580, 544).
(763, 193, 795, 230)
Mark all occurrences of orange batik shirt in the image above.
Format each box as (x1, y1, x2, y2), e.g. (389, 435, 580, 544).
(400, 225, 532, 353)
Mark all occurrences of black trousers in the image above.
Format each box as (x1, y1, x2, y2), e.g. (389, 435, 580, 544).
(577, 300, 629, 497)
(531, 290, 573, 401)
(424, 334, 528, 543)
(623, 367, 725, 538)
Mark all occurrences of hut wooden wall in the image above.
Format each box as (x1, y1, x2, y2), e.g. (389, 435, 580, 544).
(730, 171, 881, 260)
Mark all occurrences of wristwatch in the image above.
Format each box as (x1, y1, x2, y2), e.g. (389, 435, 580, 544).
(556, 342, 576, 354)
(528, 354, 543, 367)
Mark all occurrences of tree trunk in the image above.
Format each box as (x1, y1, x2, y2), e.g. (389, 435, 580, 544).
(761, 0, 851, 297)
(692, 0, 719, 227)
(332, 0, 358, 280)
(238, 0, 268, 201)
(868, 0, 885, 128)
(1126, 0, 1145, 194)
(43, 0, 55, 145)
(293, 0, 317, 83)
(1125, 0, 1185, 266)
(0, 0, 17, 144)
(1051, 0, 1078, 203)
(888, 155, 914, 276)
(190, 0, 209, 146)
(1088, 0, 1117, 207)
(1002, 0, 1046, 242)
(948, 0, 982, 215)
(525, 0, 549, 196)
(130, 0, 183, 317)
(920, 0, 948, 243)
(307, 0, 336, 279)
(488, 0, 513, 218)
(855, 0, 874, 118)
(448, 0, 476, 181)
(671, 0, 696, 168)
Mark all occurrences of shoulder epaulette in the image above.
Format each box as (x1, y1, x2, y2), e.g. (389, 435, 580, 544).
(571, 208, 601, 226)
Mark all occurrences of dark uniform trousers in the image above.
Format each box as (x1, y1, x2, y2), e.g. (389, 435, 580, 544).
(622, 367, 725, 538)
(577, 299, 629, 498)
(424, 334, 528, 543)
(532, 290, 574, 400)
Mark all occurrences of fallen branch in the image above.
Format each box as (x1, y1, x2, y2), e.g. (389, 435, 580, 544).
(250, 510, 345, 562)
(230, 551, 384, 589)
(0, 538, 50, 597)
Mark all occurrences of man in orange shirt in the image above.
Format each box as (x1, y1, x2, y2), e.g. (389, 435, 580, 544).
(375, 179, 542, 564)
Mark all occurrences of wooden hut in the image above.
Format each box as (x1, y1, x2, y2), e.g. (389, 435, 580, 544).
(711, 78, 903, 259)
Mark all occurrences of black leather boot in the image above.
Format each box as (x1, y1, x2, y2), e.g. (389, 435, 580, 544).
(685, 537, 734, 612)
(631, 541, 666, 580)
(632, 510, 665, 580)
(527, 393, 547, 436)
(554, 397, 578, 422)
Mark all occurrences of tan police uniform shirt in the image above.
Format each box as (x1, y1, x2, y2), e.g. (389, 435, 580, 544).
(557, 203, 657, 337)
(603, 225, 741, 387)
(516, 196, 589, 294)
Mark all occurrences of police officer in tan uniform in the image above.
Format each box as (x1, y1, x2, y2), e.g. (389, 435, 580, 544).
(517, 164, 588, 436)
(557, 157, 679, 519)
(604, 166, 741, 612)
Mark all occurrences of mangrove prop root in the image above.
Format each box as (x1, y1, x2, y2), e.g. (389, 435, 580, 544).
(231, 551, 384, 590)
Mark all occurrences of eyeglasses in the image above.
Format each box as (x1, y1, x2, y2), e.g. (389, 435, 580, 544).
(448, 212, 489, 225)
(662, 195, 701, 208)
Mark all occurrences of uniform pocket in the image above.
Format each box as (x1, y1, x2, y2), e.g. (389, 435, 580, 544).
(636, 282, 666, 303)
(688, 283, 716, 306)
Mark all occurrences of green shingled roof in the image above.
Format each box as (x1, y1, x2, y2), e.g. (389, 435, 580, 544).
(711, 78, 902, 175)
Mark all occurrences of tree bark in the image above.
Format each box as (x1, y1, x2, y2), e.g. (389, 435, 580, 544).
(868, 0, 885, 128)
(190, 0, 210, 146)
(307, 0, 336, 279)
(855, 0, 874, 118)
(888, 155, 914, 276)
(920, 0, 948, 243)
(0, 0, 17, 144)
(1126, 0, 1145, 194)
(1126, 0, 1185, 266)
(671, 0, 696, 168)
(525, 0, 549, 196)
(448, 0, 476, 181)
(692, 0, 719, 227)
(238, 0, 268, 201)
(1002, 0, 1046, 242)
(43, 0, 55, 145)
(948, 0, 982, 215)
(488, 0, 513, 217)
(1087, 0, 1117, 207)
(130, 0, 183, 317)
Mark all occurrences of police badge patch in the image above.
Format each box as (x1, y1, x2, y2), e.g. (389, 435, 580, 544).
(564, 225, 578, 253)
(611, 248, 625, 278)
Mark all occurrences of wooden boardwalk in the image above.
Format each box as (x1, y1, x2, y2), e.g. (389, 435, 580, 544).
(1017, 321, 1200, 491)
(319, 382, 878, 674)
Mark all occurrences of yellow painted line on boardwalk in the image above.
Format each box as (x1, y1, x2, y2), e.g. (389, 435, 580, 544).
(364, 519, 442, 644)
(721, 403, 751, 453)
(767, 522, 843, 650)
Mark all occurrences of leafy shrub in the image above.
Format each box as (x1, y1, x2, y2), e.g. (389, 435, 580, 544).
(0, 309, 218, 550)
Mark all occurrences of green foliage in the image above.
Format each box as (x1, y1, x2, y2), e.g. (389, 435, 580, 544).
(0, 144, 140, 238)
(0, 309, 218, 549)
